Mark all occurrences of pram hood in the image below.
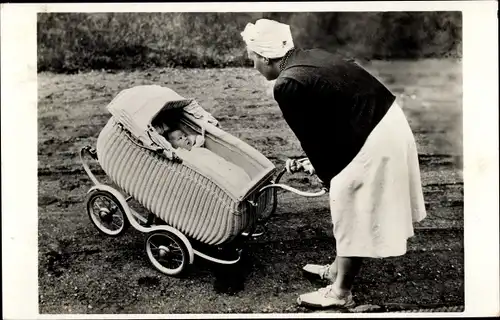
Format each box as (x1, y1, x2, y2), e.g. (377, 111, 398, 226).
(106, 85, 218, 160)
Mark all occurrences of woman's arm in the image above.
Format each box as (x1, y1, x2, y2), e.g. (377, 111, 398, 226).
(273, 77, 333, 184)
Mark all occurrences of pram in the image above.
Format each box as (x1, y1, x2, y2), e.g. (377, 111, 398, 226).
(80, 85, 327, 276)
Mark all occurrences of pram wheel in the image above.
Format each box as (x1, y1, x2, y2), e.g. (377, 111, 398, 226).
(86, 190, 130, 236)
(145, 230, 189, 276)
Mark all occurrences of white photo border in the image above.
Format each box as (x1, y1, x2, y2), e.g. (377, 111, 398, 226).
(1, 1, 498, 319)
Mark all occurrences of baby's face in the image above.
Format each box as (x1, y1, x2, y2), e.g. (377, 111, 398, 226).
(167, 130, 193, 151)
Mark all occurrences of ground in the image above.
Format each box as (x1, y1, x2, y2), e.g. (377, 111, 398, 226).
(37, 59, 463, 314)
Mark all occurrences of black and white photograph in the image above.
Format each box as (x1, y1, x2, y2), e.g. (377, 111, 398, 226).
(1, 1, 499, 318)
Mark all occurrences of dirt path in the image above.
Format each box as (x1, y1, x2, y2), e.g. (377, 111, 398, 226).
(38, 59, 463, 314)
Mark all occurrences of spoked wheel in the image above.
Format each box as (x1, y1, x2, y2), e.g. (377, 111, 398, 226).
(86, 190, 130, 236)
(145, 230, 189, 276)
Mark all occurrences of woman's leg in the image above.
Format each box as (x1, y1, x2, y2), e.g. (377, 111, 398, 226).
(328, 258, 339, 279)
(331, 257, 363, 296)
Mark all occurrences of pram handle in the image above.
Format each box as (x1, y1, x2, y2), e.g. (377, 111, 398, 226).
(259, 183, 327, 197)
(258, 168, 328, 197)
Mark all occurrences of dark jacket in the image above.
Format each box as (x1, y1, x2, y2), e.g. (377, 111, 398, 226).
(273, 48, 395, 183)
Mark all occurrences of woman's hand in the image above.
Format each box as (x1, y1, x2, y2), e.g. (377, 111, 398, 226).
(285, 158, 301, 174)
(298, 158, 315, 175)
(285, 157, 315, 175)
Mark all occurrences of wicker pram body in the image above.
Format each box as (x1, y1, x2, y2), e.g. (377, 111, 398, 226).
(95, 85, 276, 246)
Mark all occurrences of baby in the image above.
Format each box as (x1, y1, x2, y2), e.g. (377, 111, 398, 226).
(166, 129, 204, 151)
(166, 129, 252, 190)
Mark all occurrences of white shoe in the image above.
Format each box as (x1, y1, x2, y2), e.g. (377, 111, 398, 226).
(297, 285, 355, 309)
(302, 264, 336, 282)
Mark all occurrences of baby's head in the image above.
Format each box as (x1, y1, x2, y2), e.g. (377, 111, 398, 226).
(166, 129, 193, 151)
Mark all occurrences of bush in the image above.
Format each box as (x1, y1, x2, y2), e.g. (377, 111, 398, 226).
(37, 12, 462, 73)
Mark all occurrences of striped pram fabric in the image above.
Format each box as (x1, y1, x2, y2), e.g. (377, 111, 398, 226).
(96, 118, 274, 245)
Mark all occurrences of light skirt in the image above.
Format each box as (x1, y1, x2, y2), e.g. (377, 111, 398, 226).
(329, 102, 427, 258)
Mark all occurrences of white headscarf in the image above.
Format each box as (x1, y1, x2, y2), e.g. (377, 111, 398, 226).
(241, 19, 294, 59)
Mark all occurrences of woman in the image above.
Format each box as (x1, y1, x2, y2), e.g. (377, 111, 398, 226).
(241, 19, 427, 309)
